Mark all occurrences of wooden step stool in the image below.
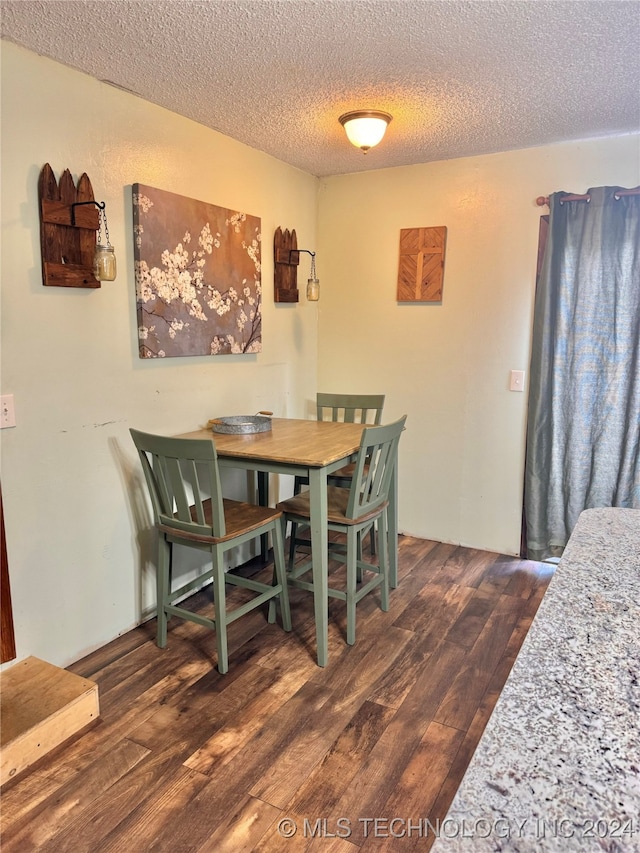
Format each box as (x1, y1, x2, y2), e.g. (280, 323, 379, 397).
(1, 656, 99, 786)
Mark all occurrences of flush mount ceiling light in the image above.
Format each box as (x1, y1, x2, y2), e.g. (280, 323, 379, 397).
(338, 110, 393, 153)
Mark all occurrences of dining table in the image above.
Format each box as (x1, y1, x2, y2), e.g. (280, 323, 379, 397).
(175, 417, 400, 667)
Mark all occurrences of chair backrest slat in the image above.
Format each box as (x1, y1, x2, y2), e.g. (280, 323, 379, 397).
(316, 393, 385, 425)
(130, 429, 226, 538)
(346, 416, 407, 520)
(166, 457, 193, 521)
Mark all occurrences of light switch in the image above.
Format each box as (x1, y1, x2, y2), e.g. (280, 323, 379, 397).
(509, 370, 525, 392)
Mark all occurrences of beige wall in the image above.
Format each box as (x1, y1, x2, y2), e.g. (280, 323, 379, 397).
(2, 41, 639, 668)
(1, 43, 318, 667)
(317, 136, 640, 553)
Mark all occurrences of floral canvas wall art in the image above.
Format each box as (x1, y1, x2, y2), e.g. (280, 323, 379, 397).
(133, 184, 261, 357)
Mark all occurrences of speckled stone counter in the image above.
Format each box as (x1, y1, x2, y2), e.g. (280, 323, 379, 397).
(432, 508, 640, 852)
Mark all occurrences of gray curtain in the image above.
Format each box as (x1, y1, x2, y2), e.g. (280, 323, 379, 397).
(525, 186, 640, 560)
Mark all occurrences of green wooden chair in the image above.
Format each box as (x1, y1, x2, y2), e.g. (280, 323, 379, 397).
(277, 415, 406, 646)
(130, 429, 291, 674)
(288, 393, 386, 566)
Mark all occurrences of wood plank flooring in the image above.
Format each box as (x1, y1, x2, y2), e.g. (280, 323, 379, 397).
(0, 536, 553, 852)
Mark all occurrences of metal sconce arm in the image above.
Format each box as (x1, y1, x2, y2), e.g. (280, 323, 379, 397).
(283, 248, 315, 265)
(70, 199, 106, 226)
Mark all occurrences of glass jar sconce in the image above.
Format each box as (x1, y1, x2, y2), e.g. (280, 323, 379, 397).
(93, 205, 117, 281)
(306, 252, 319, 302)
(73, 200, 117, 282)
(38, 163, 116, 289)
(94, 243, 117, 281)
(273, 225, 318, 303)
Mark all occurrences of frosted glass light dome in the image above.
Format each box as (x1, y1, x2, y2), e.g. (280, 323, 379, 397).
(339, 110, 392, 152)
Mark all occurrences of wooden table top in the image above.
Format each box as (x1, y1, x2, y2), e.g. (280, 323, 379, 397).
(177, 418, 365, 468)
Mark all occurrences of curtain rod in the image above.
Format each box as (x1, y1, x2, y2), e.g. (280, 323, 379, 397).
(536, 187, 640, 207)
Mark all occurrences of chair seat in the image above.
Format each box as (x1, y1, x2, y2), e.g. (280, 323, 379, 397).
(277, 487, 387, 527)
(291, 461, 363, 485)
(330, 460, 368, 480)
(160, 499, 283, 545)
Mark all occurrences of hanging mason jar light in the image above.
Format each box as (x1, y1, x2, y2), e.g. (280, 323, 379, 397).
(93, 204, 117, 281)
(306, 252, 319, 302)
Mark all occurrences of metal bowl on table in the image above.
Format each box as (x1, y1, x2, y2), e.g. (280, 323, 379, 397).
(208, 411, 273, 434)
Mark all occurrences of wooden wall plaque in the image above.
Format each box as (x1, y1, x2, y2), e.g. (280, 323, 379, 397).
(397, 226, 447, 302)
(38, 163, 101, 288)
(273, 226, 299, 303)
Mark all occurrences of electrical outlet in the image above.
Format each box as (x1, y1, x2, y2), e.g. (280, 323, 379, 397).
(1, 394, 16, 428)
(509, 370, 525, 392)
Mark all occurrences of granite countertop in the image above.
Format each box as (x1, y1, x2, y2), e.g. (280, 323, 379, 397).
(431, 507, 640, 852)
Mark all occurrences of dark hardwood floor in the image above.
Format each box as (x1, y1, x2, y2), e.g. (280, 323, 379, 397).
(1, 536, 553, 852)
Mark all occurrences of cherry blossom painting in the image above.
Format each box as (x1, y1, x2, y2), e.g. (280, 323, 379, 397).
(132, 184, 261, 357)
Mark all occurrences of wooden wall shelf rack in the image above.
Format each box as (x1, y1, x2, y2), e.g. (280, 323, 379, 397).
(38, 163, 101, 288)
(273, 226, 300, 303)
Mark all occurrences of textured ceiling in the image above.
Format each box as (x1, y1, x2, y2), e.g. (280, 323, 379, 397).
(2, 0, 639, 177)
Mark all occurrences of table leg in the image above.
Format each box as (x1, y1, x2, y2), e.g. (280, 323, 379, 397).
(257, 470, 269, 561)
(389, 450, 399, 588)
(308, 467, 329, 667)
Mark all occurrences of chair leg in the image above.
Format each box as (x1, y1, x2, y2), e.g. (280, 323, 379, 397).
(271, 518, 292, 631)
(356, 532, 363, 583)
(156, 535, 171, 648)
(356, 523, 375, 581)
(346, 527, 358, 646)
(287, 475, 307, 568)
(256, 471, 268, 561)
(212, 547, 229, 674)
(379, 511, 390, 612)
(288, 520, 299, 570)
